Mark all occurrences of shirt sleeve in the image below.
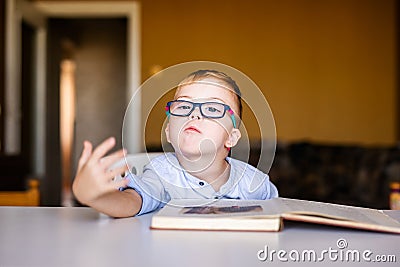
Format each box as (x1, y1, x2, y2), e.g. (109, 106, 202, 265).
(264, 178, 279, 199)
(124, 163, 169, 216)
(250, 172, 279, 200)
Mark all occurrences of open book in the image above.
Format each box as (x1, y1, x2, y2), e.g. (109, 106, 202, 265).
(150, 198, 400, 233)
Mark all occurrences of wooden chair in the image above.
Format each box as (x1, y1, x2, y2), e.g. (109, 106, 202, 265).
(0, 179, 40, 206)
(0, 153, 162, 206)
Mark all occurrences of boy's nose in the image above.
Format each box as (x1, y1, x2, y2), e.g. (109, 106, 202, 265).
(190, 114, 201, 120)
(190, 106, 202, 120)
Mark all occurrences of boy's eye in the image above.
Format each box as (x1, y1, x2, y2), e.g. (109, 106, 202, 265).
(205, 107, 221, 113)
(177, 105, 192, 110)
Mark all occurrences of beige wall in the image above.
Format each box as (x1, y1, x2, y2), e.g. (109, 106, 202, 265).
(32, 0, 398, 146)
(141, 0, 397, 147)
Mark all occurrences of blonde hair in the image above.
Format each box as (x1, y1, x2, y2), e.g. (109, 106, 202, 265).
(176, 70, 242, 119)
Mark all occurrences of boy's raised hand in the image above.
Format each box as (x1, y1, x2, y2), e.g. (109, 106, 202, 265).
(72, 137, 129, 206)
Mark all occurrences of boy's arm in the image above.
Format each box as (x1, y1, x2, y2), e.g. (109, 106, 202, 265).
(72, 137, 142, 217)
(85, 189, 142, 218)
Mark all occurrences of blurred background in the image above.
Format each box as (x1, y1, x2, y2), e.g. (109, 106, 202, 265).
(0, 0, 399, 208)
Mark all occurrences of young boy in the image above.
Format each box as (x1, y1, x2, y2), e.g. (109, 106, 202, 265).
(72, 70, 278, 217)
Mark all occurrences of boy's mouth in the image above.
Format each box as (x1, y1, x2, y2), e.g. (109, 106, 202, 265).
(184, 126, 201, 133)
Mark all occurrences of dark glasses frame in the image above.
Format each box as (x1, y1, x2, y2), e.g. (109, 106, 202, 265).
(165, 100, 237, 128)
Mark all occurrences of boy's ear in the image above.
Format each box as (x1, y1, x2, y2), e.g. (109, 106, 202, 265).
(165, 122, 171, 143)
(225, 128, 241, 148)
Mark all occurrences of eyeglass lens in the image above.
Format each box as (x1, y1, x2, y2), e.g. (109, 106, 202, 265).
(169, 101, 226, 118)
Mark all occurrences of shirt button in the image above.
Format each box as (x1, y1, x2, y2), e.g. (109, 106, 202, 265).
(199, 181, 205, 186)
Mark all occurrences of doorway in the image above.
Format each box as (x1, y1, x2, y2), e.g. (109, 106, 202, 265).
(46, 18, 128, 206)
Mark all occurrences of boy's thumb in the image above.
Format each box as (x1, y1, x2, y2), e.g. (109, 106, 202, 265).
(77, 141, 92, 172)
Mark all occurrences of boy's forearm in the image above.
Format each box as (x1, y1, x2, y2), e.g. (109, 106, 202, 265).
(88, 189, 142, 218)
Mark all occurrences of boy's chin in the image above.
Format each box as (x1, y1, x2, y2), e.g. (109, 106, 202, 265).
(177, 146, 226, 162)
(175, 149, 219, 173)
(178, 143, 216, 158)
(177, 148, 203, 160)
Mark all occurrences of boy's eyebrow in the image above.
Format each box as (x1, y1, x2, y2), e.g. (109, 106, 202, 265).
(176, 96, 226, 103)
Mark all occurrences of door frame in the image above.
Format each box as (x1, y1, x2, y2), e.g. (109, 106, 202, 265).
(5, 0, 47, 176)
(5, 0, 142, 177)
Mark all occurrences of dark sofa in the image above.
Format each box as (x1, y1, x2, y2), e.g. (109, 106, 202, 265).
(264, 142, 400, 209)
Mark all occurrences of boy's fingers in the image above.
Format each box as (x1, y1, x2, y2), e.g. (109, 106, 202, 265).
(113, 177, 130, 190)
(90, 137, 116, 162)
(100, 149, 127, 169)
(77, 141, 93, 172)
(108, 164, 129, 180)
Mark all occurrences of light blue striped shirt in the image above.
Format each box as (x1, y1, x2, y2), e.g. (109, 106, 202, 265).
(125, 153, 278, 215)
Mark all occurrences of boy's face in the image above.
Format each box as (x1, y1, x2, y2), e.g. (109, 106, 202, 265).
(165, 81, 241, 160)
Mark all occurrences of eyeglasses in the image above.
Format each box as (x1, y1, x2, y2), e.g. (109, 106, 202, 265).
(166, 100, 237, 128)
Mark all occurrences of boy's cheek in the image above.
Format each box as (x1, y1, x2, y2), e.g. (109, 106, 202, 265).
(164, 123, 171, 143)
(165, 118, 186, 142)
(214, 117, 234, 132)
(165, 118, 183, 142)
(169, 117, 187, 131)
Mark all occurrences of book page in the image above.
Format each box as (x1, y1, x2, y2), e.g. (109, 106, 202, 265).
(279, 198, 400, 228)
(162, 199, 284, 218)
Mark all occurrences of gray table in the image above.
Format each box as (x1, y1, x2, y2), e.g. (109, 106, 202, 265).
(0, 207, 399, 267)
